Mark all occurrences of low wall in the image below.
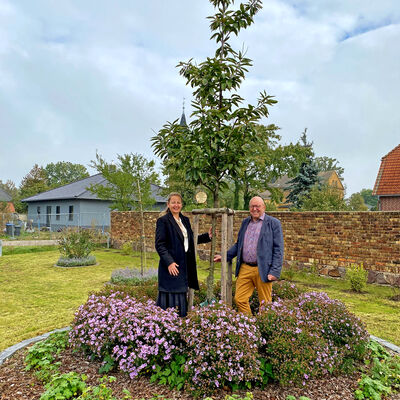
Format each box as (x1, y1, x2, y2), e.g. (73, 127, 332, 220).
(111, 211, 400, 287)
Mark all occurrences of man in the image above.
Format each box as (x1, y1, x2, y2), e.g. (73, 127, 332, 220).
(214, 196, 284, 314)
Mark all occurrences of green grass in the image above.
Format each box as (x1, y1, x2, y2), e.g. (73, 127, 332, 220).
(1, 245, 58, 255)
(283, 270, 400, 347)
(0, 249, 399, 352)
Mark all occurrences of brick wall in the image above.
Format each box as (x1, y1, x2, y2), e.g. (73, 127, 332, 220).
(111, 211, 400, 286)
(380, 196, 400, 211)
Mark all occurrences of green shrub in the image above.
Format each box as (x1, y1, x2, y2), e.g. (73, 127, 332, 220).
(58, 228, 95, 259)
(281, 261, 297, 281)
(56, 256, 97, 267)
(121, 241, 134, 256)
(346, 263, 368, 292)
(94, 282, 158, 302)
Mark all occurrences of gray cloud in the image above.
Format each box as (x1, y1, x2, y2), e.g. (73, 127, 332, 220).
(0, 0, 399, 196)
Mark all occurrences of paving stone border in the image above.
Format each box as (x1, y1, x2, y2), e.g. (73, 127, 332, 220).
(1, 328, 399, 368)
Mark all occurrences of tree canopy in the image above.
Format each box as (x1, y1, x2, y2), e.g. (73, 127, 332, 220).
(44, 162, 89, 188)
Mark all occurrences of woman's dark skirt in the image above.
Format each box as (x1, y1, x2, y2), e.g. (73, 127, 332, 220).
(156, 291, 188, 317)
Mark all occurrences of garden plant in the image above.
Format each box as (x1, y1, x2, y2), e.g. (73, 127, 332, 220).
(57, 228, 96, 267)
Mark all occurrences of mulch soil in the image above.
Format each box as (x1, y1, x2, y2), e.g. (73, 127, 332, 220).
(2, 347, 400, 400)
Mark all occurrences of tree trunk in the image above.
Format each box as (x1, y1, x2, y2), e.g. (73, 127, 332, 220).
(206, 190, 219, 302)
(233, 179, 240, 210)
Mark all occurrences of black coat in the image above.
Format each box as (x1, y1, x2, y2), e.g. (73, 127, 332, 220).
(155, 212, 211, 292)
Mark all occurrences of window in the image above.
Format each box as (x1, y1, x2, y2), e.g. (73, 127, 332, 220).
(56, 206, 60, 221)
(37, 206, 41, 214)
(69, 205, 74, 221)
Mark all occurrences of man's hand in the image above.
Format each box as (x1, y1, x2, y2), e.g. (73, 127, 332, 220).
(268, 274, 277, 281)
(208, 227, 212, 239)
(214, 254, 221, 262)
(168, 262, 179, 276)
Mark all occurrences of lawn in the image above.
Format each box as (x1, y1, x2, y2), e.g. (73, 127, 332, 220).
(0, 247, 399, 352)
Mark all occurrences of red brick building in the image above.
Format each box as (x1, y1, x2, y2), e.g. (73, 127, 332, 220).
(373, 144, 400, 211)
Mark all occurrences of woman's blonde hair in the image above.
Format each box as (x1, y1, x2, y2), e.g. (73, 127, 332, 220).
(159, 192, 183, 216)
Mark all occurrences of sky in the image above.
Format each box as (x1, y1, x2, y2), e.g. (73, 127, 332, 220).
(0, 0, 399, 196)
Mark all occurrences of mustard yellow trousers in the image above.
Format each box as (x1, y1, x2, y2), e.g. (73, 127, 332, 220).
(234, 263, 272, 314)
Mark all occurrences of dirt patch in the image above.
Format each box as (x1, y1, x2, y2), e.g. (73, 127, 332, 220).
(0, 346, 378, 400)
(389, 294, 400, 302)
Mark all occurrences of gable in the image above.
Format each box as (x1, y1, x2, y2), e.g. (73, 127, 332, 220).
(373, 144, 400, 196)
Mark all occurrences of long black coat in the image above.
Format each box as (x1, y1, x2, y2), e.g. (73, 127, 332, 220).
(155, 212, 211, 292)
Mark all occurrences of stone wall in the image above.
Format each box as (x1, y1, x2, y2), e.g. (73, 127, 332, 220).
(111, 211, 400, 286)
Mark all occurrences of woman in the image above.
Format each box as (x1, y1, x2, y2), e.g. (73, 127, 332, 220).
(155, 192, 211, 317)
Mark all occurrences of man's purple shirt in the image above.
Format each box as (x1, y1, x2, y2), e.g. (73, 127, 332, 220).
(242, 213, 265, 264)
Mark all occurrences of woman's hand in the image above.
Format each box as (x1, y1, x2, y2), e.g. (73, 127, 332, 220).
(168, 262, 179, 276)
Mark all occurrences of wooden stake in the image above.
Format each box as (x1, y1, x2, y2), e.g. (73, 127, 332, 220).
(226, 214, 234, 306)
(221, 213, 228, 302)
(189, 214, 200, 311)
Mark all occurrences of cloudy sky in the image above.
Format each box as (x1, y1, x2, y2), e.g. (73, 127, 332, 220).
(0, 0, 399, 196)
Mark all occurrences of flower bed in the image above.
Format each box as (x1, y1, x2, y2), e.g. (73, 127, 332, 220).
(68, 282, 371, 396)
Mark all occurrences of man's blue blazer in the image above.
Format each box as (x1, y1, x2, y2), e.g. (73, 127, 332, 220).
(227, 214, 284, 282)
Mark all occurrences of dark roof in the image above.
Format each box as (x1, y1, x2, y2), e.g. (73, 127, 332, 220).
(22, 174, 167, 203)
(373, 144, 400, 196)
(0, 187, 12, 202)
(179, 111, 187, 126)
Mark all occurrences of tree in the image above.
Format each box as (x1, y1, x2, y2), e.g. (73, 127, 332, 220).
(0, 179, 18, 199)
(300, 185, 348, 211)
(89, 152, 160, 274)
(359, 188, 378, 210)
(286, 156, 320, 209)
(347, 192, 369, 211)
(315, 156, 345, 181)
(18, 165, 49, 212)
(89, 152, 159, 211)
(44, 162, 89, 188)
(231, 125, 313, 209)
(152, 0, 274, 300)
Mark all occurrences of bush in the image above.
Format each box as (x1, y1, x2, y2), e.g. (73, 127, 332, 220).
(181, 302, 263, 394)
(69, 293, 182, 379)
(56, 256, 97, 267)
(295, 292, 369, 361)
(257, 300, 334, 386)
(58, 228, 95, 259)
(346, 262, 368, 292)
(110, 267, 158, 285)
(120, 241, 134, 256)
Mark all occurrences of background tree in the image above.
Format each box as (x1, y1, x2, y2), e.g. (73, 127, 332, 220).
(152, 0, 274, 300)
(347, 192, 369, 211)
(17, 165, 49, 212)
(315, 156, 344, 181)
(359, 188, 378, 210)
(286, 155, 320, 209)
(300, 185, 348, 211)
(44, 162, 89, 188)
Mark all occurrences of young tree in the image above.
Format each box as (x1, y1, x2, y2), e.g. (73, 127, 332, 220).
(152, 0, 275, 300)
(89, 152, 159, 211)
(44, 162, 89, 188)
(89, 152, 160, 274)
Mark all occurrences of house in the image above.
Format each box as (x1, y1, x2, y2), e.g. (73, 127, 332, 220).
(260, 170, 344, 210)
(373, 144, 400, 211)
(21, 174, 166, 230)
(0, 187, 15, 213)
